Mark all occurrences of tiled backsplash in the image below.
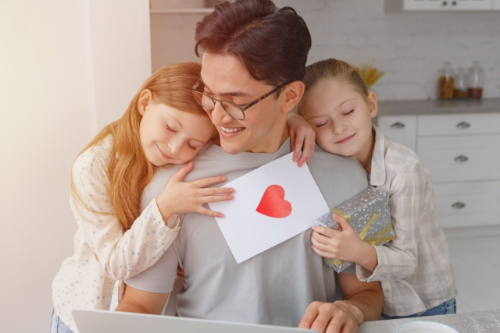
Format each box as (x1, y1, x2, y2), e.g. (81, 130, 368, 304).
(150, 0, 500, 100)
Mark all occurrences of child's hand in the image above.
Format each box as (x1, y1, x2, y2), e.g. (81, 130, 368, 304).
(156, 162, 234, 220)
(287, 113, 315, 167)
(310, 213, 367, 264)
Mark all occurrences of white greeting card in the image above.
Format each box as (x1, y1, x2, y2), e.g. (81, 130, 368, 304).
(209, 152, 329, 263)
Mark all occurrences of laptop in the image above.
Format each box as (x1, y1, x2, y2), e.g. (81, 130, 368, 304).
(73, 309, 314, 333)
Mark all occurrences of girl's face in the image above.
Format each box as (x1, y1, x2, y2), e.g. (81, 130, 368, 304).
(300, 78, 378, 162)
(138, 92, 214, 166)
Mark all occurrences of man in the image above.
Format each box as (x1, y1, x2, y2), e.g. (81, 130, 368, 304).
(116, 1, 383, 332)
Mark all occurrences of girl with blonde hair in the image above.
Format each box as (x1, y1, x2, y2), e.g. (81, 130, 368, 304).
(298, 58, 457, 319)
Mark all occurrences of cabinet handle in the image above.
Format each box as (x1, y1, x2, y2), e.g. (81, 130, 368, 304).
(456, 121, 470, 129)
(442, 1, 447, 6)
(454, 155, 469, 163)
(390, 122, 405, 129)
(452, 202, 466, 209)
(452, 1, 457, 5)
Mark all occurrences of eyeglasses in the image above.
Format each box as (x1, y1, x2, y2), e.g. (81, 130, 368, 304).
(190, 79, 287, 121)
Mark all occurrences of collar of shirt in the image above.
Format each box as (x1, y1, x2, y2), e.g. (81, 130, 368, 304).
(369, 126, 388, 187)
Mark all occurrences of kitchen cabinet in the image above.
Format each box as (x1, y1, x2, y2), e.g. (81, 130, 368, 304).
(385, 0, 495, 11)
(377, 115, 417, 152)
(377, 99, 500, 229)
(495, 0, 500, 9)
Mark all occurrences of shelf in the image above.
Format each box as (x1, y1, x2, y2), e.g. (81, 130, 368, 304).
(150, 8, 214, 14)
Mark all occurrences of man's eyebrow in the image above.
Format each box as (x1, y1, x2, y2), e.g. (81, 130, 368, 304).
(201, 77, 252, 98)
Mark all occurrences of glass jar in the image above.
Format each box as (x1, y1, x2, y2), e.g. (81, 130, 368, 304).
(467, 61, 484, 99)
(438, 61, 454, 99)
(453, 67, 467, 99)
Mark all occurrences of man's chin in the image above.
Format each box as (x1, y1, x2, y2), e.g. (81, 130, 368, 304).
(219, 139, 247, 155)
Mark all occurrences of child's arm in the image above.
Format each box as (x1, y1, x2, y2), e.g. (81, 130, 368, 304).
(311, 163, 428, 282)
(287, 112, 316, 167)
(71, 147, 233, 281)
(354, 164, 429, 283)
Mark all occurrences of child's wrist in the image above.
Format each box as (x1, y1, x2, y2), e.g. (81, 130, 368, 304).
(356, 242, 378, 273)
(156, 194, 175, 222)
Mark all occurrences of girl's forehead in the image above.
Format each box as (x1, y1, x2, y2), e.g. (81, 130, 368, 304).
(306, 79, 361, 106)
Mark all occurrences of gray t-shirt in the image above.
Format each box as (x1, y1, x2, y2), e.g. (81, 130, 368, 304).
(126, 139, 368, 327)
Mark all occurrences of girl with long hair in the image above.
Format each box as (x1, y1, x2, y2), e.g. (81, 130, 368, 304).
(50, 62, 235, 333)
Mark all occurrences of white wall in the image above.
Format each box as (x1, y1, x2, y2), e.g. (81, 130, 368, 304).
(151, 0, 500, 100)
(0, 1, 151, 332)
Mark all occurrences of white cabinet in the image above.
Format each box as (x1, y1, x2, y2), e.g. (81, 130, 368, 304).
(377, 115, 417, 152)
(378, 112, 500, 229)
(433, 181, 500, 228)
(385, 0, 495, 11)
(449, 0, 493, 10)
(494, 0, 500, 9)
(404, 0, 448, 11)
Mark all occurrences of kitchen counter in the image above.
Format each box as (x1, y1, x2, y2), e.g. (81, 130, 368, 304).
(358, 309, 500, 333)
(377, 98, 500, 116)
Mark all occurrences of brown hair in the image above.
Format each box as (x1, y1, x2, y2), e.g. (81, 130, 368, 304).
(298, 58, 368, 114)
(71, 62, 206, 231)
(194, 0, 311, 91)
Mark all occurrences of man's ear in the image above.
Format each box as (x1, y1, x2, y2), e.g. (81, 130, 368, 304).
(137, 89, 153, 116)
(280, 81, 305, 114)
(367, 92, 378, 119)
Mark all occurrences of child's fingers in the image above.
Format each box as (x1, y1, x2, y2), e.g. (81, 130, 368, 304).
(170, 162, 193, 182)
(290, 133, 299, 163)
(311, 232, 332, 244)
(293, 134, 305, 164)
(192, 176, 227, 188)
(200, 194, 234, 204)
(198, 187, 234, 196)
(197, 207, 224, 218)
(332, 213, 353, 232)
(312, 225, 336, 237)
(310, 236, 330, 252)
(298, 140, 315, 167)
(310, 244, 334, 259)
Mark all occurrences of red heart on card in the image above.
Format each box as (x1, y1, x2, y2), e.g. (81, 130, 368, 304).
(256, 185, 292, 218)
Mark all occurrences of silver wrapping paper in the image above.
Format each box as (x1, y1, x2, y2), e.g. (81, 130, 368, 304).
(314, 187, 394, 273)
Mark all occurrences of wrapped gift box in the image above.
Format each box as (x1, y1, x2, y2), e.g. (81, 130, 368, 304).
(314, 187, 394, 273)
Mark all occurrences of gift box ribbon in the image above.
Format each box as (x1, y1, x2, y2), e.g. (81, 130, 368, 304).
(324, 208, 394, 267)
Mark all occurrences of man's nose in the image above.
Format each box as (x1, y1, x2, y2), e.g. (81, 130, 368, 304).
(212, 101, 234, 124)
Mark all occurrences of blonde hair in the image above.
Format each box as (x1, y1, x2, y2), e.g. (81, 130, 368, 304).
(71, 62, 207, 231)
(298, 58, 368, 114)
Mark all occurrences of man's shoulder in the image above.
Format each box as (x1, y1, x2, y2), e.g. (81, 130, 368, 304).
(308, 145, 369, 208)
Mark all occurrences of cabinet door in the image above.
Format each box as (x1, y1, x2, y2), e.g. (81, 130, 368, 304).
(417, 134, 500, 183)
(494, 0, 500, 9)
(418, 113, 500, 137)
(377, 115, 417, 152)
(449, 0, 493, 10)
(404, 0, 447, 10)
(433, 181, 500, 228)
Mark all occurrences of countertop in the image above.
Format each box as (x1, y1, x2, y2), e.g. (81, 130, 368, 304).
(377, 98, 500, 116)
(358, 309, 500, 333)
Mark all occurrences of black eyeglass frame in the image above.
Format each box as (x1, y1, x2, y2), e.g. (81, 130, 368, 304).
(190, 78, 288, 120)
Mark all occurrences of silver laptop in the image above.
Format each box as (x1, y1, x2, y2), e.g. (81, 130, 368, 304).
(73, 309, 314, 333)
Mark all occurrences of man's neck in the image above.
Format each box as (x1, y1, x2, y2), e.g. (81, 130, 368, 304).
(247, 124, 289, 154)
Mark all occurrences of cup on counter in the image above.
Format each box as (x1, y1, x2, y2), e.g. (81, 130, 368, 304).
(396, 321, 459, 333)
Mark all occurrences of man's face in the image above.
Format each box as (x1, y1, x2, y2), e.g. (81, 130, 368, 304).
(200, 52, 287, 154)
